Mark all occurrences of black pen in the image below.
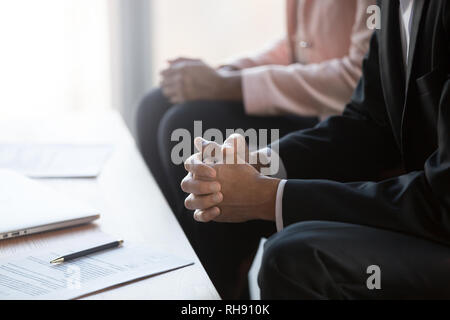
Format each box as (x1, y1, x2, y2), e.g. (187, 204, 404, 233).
(50, 240, 124, 264)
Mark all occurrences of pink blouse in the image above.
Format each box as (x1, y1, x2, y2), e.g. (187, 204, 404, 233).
(228, 0, 376, 120)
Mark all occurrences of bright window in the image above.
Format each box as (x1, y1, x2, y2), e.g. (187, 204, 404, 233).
(0, 0, 111, 117)
(0, 0, 284, 118)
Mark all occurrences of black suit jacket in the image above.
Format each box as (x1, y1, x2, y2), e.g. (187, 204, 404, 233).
(277, 0, 450, 245)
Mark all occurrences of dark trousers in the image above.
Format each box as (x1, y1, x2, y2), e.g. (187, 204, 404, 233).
(135, 89, 450, 300)
(135, 88, 318, 299)
(259, 221, 450, 299)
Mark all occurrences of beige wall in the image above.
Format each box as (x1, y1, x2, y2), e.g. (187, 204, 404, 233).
(151, 0, 285, 83)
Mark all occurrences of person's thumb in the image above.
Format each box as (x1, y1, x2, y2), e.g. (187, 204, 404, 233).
(223, 134, 248, 164)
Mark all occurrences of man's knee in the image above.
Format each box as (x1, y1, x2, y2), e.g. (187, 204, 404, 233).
(258, 221, 345, 299)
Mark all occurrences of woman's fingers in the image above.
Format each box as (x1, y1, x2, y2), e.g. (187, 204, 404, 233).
(167, 57, 201, 66)
(161, 84, 177, 97)
(161, 84, 184, 104)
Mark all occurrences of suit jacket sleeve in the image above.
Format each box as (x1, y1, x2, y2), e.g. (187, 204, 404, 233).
(276, 31, 450, 245)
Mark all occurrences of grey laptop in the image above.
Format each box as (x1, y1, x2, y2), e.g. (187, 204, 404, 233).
(0, 170, 100, 240)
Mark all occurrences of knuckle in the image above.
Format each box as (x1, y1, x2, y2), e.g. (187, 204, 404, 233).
(206, 193, 215, 206)
(229, 133, 244, 141)
(197, 164, 210, 176)
(204, 212, 214, 222)
(197, 166, 210, 177)
(201, 211, 211, 223)
(194, 210, 203, 222)
(184, 197, 193, 210)
(203, 144, 217, 159)
(180, 177, 190, 192)
(204, 194, 217, 209)
(202, 181, 216, 194)
(184, 157, 195, 171)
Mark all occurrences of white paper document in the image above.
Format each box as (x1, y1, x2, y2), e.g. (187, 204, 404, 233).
(0, 244, 193, 299)
(0, 143, 113, 178)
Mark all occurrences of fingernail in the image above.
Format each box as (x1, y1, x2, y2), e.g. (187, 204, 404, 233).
(194, 211, 202, 222)
(213, 192, 223, 202)
(212, 207, 221, 217)
(210, 183, 221, 192)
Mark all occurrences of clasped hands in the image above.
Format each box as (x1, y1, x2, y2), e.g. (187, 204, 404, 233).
(181, 134, 280, 223)
(160, 57, 242, 104)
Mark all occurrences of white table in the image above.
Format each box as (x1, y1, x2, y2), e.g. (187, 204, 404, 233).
(0, 111, 220, 300)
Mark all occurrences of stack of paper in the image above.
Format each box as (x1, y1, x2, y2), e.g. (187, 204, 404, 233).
(0, 143, 113, 178)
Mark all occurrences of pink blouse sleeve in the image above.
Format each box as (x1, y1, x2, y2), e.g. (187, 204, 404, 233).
(224, 38, 292, 70)
(241, 1, 374, 119)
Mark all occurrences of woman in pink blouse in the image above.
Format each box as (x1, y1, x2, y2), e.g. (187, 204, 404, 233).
(136, 0, 375, 299)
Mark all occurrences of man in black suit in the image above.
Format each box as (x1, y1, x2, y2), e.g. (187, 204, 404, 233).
(181, 0, 450, 299)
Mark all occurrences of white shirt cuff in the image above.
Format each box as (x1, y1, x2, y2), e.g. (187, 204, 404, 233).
(275, 179, 287, 232)
(252, 148, 287, 231)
